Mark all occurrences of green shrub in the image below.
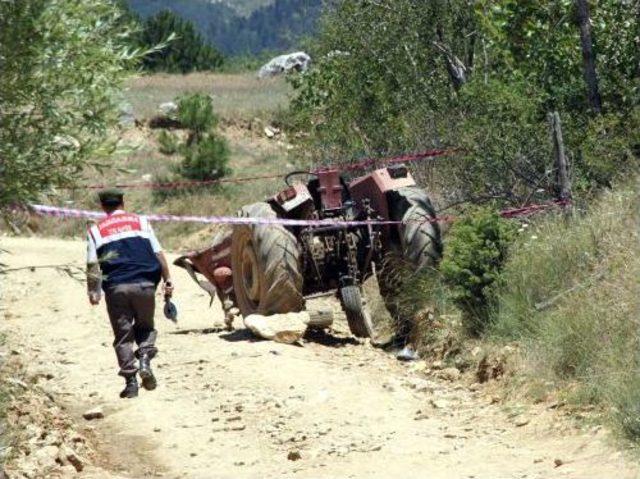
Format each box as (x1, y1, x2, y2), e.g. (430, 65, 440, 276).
(449, 78, 550, 203)
(152, 93, 231, 201)
(157, 130, 179, 155)
(440, 208, 516, 335)
(0, 0, 136, 207)
(572, 108, 640, 190)
(177, 94, 218, 142)
(177, 134, 230, 182)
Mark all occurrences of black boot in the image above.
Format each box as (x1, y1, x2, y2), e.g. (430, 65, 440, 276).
(139, 354, 157, 391)
(120, 376, 139, 399)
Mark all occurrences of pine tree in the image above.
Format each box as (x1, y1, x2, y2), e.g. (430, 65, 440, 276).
(141, 10, 224, 73)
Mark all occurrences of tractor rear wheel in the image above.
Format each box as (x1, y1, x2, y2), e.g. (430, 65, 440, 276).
(388, 186, 442, 269)
(340, 285, 375, 338)
(231, 202, 304, 316)
(378, 187, 442, 334)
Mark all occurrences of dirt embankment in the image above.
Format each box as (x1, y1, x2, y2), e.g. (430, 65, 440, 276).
(1, 236, 638, 479)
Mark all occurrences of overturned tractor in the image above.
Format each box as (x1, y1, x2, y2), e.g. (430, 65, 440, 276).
(175, 164, 442, 339)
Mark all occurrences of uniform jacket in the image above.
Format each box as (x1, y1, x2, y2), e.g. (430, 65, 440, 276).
(87, 210, 162, 291)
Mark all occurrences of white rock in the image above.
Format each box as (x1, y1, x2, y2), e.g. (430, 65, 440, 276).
(244, 312, 309, 344)
(82, 407, 104, 420)
(258, 52, 311, 79)
(264, 126, 279, 138)
(158, 102, 178, 117)
(34, 445, 59, 470)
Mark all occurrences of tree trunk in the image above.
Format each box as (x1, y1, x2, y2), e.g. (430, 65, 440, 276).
(636, 0, 640, 79)
(435, 25, 467, 91)
(549, 111, 572, 216)
(575, 0, 602, 114)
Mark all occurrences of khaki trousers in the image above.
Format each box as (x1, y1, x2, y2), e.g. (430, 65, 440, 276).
(105, 282, 158, 377)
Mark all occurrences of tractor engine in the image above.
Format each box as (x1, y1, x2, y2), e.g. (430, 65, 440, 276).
(270, 168, 383, 296)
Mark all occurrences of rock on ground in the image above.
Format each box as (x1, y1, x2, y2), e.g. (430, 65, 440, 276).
(258, 52, 311, 79)
(244, 312, 309, 344)
(158, 101, 178, 117)
(82, 407, 104, 421)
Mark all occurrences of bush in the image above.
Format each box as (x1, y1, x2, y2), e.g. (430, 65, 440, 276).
(177, 94, 218, 143)
(440, 208, 516, 335)
(157, 130, 179, 155)
(288, 0, 638, 206)
(177, 134, 230, 182)
(447, 79, 550, 203)
(572, 108, 640, 191)
(152, 93, 231, 203)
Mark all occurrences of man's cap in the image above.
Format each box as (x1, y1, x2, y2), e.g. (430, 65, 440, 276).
(98, 188, 124, 205)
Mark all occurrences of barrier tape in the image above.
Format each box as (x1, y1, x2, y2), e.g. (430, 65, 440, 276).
(500, 199, 572, 218)
(30, 199, 568, 227)
(31, 204, 453, 227)
(75, 148, 457, 191)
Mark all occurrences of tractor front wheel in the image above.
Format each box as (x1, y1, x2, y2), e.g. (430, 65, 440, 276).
(231, 202, 304, 316)
(340, 285, 375, 338)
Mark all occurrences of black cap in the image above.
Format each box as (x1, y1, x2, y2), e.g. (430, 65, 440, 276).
(98, 188, 124, 206)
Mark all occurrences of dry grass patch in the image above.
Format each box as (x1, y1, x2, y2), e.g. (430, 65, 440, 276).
(492, 181, 640, 442)
(124, 72, 290, 121)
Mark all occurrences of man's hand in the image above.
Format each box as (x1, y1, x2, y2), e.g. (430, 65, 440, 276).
(89, 291, 101, 305)
(163, 279, 174, 298)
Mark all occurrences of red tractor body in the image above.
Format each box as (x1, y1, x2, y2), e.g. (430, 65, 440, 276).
(175, 165, 441, 339)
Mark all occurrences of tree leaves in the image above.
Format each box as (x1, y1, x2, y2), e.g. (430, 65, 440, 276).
(0, 0, 137, 207)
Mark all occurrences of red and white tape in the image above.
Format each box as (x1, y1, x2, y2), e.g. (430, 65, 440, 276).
(30, 199, 567, 227)
(31, 204, 454, 227)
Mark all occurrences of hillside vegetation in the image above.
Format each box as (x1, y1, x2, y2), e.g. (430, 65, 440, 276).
(492, 183, 640, 441)
(290, 1, 639, 205)
(127, 0, 322, 54)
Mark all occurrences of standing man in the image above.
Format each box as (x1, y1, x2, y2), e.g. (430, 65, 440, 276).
(86, 189, 174, 398)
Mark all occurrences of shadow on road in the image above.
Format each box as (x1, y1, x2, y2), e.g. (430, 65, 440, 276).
(303, 329, 360, 347)
(216, 327, 360, 348)
(219, 329, 261, 343)
(168, 327, 226, 336)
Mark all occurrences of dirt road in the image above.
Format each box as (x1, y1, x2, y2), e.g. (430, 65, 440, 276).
(2, 236, 638, 479)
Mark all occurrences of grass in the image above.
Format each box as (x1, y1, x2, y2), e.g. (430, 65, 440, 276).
(124, 72, 291, 121)
(491, 182, 640, 441)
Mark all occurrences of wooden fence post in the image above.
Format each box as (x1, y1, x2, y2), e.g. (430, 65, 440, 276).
(548, 111, 572, 215)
